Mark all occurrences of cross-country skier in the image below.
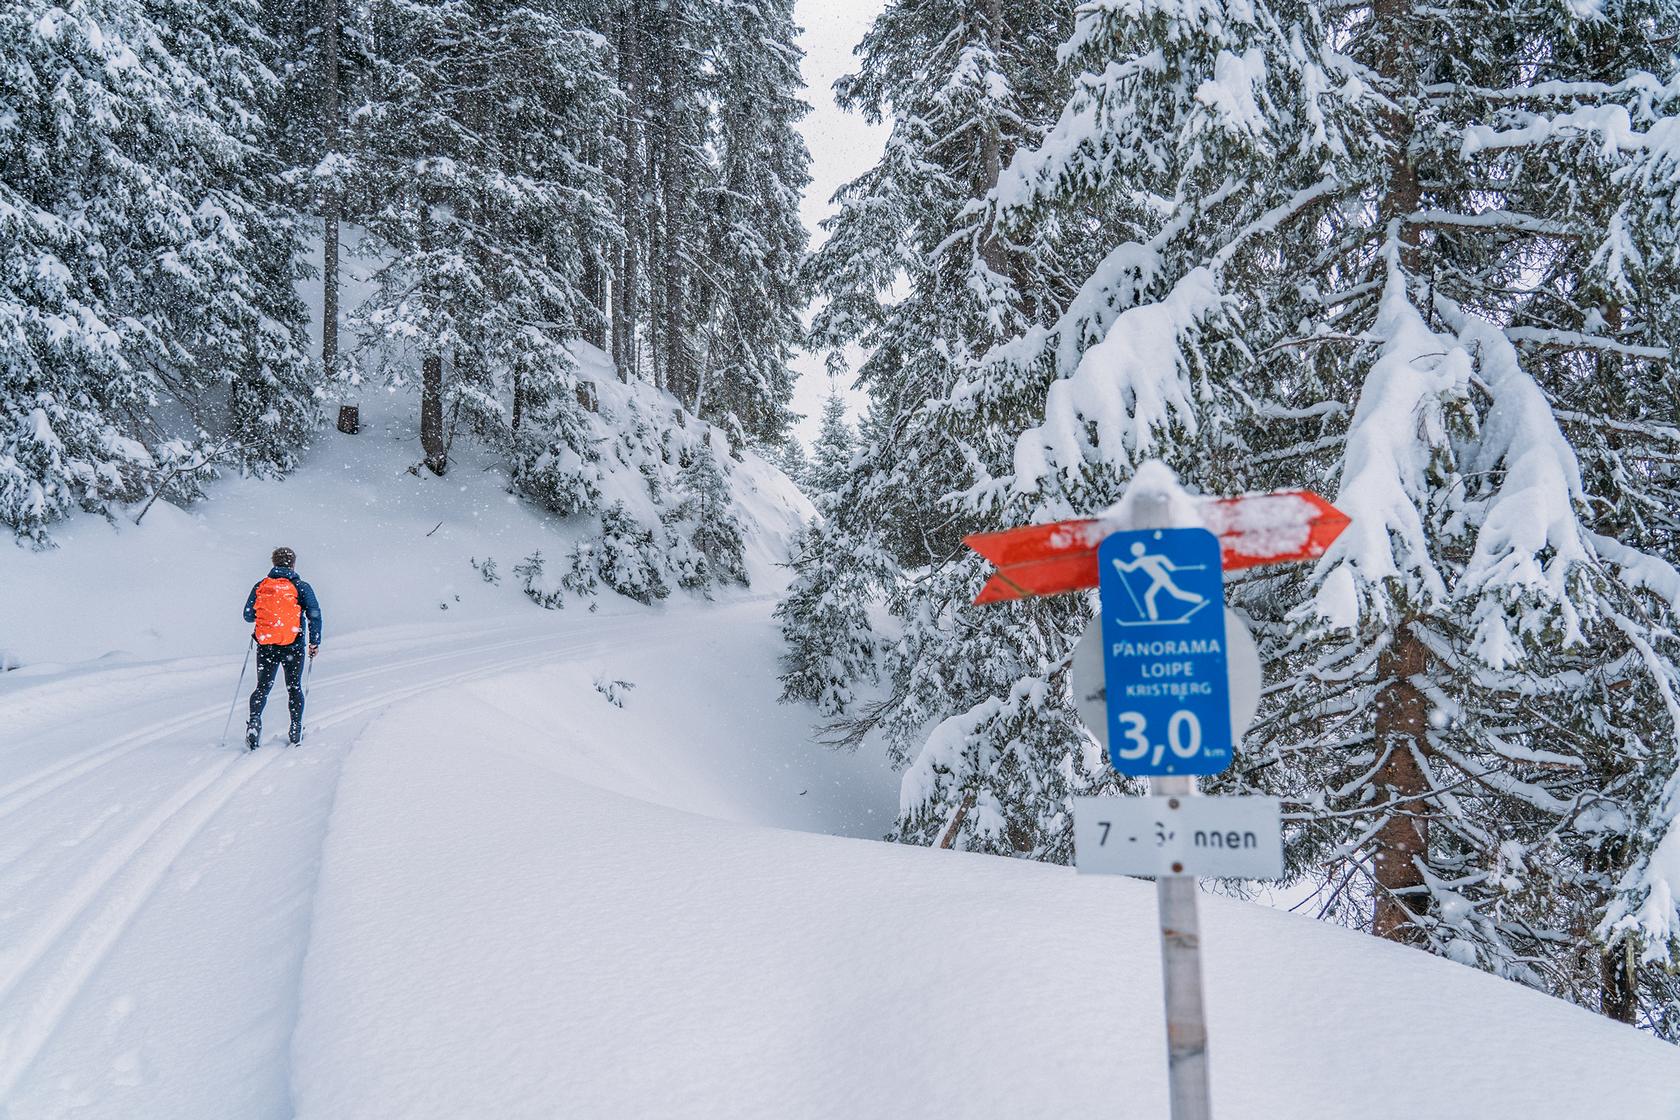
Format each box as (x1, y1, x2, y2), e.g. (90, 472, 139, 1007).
(243, 547, 323, 749)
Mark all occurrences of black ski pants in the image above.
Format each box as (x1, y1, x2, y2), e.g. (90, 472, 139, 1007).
(249, 638, 305, 731)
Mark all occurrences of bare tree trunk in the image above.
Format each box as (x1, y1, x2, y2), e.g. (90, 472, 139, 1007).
(661, 102, 688, 405)
(582, 246, 607, 351)
(421, 353, 446, 475)
(937, 790, 976, 849)
(321, 0, 343, 383)
(976, 0, 1010, 283)
(1373, 0, 1422, 272)
(1590, 829, 1638, 1022)
(610, 3, 642, 381)
(1601, 943, 1638, 1024)
(1371, 625, 1431, 941)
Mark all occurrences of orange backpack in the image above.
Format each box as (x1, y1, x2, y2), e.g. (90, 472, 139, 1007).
(253, 577, 303, 645)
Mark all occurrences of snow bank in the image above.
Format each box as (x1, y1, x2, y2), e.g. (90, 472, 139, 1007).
(291, 677, 1680, 1120)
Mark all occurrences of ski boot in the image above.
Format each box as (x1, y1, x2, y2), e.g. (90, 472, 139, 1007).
(245, 720, 261, 751)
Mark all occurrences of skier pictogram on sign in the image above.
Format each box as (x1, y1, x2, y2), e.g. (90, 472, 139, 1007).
(1108, 542, 1211, 625)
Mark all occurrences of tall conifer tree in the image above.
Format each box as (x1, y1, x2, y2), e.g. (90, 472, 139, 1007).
(1, 0, 316, 542)
(920, 0, 1680, 1026)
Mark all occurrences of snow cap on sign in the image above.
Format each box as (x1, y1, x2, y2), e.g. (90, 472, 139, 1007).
(1092, 459, 1206, 534)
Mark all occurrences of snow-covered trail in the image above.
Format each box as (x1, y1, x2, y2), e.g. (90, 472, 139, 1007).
(0, 601, 870, 1120)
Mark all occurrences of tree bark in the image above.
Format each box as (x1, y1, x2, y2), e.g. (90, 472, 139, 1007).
(1601, 943, 1638, 1024)
(321, 0, 343, 386)
(661, 106, 688, 406)
(581, 244, 608, 351)
(511, 366, 524, 440)
(421, 353, 446, 475)
(1372, 0, 1422, 272)
(610, 2, 642, 381)
(976, 0, 1010, 282)
(1371, 625, 1431, 941)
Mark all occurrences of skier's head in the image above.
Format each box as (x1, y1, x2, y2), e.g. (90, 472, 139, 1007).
(272, 547, 296, 569)
(1130, 542, 1146, 557)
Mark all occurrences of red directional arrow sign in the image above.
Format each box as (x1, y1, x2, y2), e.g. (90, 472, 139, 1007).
(966, 490, 1349, 604)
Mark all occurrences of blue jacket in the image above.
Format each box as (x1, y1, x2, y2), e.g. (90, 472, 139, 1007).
(244, 566, 323, 646)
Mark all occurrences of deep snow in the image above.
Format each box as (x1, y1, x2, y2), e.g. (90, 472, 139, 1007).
(2, 393, 1676, 1119)
(291, 678, 1680, 1120)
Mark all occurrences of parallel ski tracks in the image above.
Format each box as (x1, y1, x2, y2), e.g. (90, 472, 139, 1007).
(0, 621, 650, 1103)
(0, 629, 569, 827)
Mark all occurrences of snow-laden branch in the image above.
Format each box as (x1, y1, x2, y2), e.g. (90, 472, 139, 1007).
(1451, 315, 1592, 662)
(1596, 612, 1680, 959)
(1502, 327, 1669, 361)
(1009, 268, 1226, 494)
(1309, 248, 1461, 628)
(1406, 208, 1578, 238)
(1425, 73, 1675, 104)
(1589, 533, 1680, 609)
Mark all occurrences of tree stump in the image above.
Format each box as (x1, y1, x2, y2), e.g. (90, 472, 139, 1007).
(337, 404, 360, 434)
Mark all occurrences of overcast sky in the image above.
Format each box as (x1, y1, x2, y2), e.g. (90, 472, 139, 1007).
(789, 1, 887, 449)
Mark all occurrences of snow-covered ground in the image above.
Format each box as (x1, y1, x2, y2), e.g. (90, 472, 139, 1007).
(3, 399, 1677, 1119)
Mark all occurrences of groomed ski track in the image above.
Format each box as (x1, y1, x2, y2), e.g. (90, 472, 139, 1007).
(0, 606, 689, 1119)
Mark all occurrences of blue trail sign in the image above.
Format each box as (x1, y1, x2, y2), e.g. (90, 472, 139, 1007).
(1096, 527, 1233, 777)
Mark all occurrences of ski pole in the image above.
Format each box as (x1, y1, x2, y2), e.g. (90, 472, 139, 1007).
(220, 637, 254, 748)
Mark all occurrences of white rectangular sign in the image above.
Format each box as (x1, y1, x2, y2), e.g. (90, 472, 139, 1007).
(1072, 795, 1284, 879)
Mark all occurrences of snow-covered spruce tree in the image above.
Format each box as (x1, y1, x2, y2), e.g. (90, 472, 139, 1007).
(1, 0, 317, 542)
(265, 0, 377, 386)
(775, 386, 872, 714)
(773, 514, 884, 717)
(804, 389, 854, 511)
(691, 0, 811, 444)
(168, 0, 320, 477)
(1229, 0, 1680, 1027)
(784, 0, 1110, 857)
(768, 435, 810, 494)
(881, 0, 1366, 857)
(967, 0, 1680, 1022)
(665, 437, 748, 590)
(594, 0, 808, 444)
(350, 0, 618, 480)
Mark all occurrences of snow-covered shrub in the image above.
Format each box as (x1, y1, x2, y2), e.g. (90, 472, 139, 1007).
(513, 551, 564, 610)
(512, 386, 603, 518)
(541, 374, 764, 602)
(592, 675, 635, 708)
(564, 503, 670, 604)
(774, 518, 880, 716)
(663, 441, 748, 591)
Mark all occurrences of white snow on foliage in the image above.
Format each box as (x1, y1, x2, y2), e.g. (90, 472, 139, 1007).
(1312, 256, 1462, 625)
(1012, 268, 1225, 493)
(1452, 312, 1593, 662)
(1195, 49, 1271, 139)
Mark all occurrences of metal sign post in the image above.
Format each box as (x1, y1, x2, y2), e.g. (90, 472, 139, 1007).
(1153, 774, 1211, 1120)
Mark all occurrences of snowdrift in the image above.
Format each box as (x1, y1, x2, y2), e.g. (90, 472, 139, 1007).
(290, 671, 1680, 1120)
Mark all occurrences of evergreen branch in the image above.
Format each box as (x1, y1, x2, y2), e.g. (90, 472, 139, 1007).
(1503, 328, 1669, 361)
